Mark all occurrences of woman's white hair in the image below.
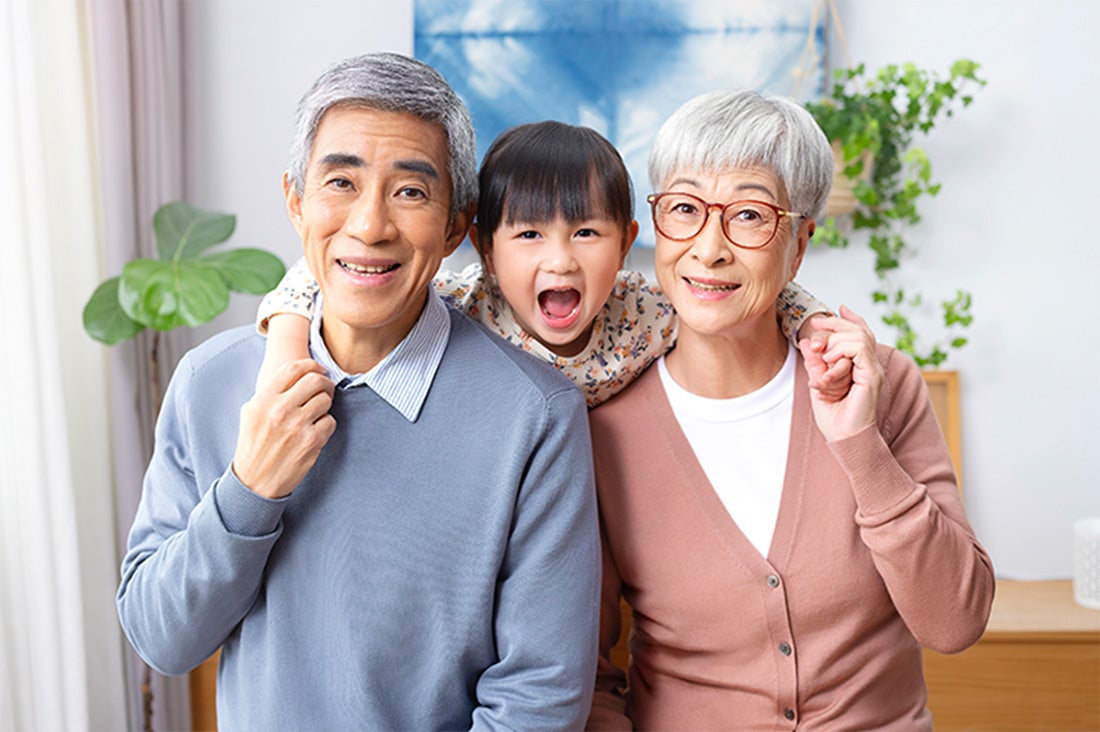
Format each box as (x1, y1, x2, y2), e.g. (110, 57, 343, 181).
(648, 89, 833, 219)
(287, 52, 477, 220)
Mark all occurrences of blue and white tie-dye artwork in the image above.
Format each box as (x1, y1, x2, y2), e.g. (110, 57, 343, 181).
(415, 0, 826, 245)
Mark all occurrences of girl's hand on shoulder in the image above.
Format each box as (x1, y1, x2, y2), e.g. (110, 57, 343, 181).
(799, 313, 854, 401)
(798, 305, 884, 442)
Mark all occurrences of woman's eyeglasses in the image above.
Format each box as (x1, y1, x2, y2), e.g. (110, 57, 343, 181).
(647, 192, 807, 249)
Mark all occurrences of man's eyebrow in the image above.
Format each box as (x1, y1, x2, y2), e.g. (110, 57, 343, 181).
(395, 159, 439, 179)
(317, 153, 365, 169)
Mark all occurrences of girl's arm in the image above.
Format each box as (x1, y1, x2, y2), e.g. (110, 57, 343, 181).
(778, 281, 852, 399)
(256, 257, 316, 386)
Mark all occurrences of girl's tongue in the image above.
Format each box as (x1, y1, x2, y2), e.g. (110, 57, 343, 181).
(538, 288, 582, 329)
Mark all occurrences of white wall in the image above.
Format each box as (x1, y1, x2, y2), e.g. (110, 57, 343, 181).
(181, 0, 415, 340)
(805, 0, 1100, 579)
(180, 0, 1099, 579)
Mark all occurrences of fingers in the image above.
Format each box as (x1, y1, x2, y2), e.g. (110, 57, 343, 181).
(260, 358, 329, 397)
(837, 304, 871, 329)
(798, 337, 829, 383)
(809, 356, 853, 402)
(282, 366, 335, 406)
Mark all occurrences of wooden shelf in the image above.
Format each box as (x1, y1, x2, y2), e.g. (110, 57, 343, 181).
(924, 579, 1100, 731)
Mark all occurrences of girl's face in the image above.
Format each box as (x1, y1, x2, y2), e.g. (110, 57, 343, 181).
(480, 215, 637, 357)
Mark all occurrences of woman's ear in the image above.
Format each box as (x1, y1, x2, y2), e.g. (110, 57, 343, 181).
(788, 218, 813, 280)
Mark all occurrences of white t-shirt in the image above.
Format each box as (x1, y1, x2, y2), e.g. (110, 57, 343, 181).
(657, 345, 796, 558)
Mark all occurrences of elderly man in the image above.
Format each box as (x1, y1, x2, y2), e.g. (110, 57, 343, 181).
(117, 53, 600, 730)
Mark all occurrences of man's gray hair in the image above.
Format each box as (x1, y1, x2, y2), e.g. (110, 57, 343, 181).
(648, 89, 833, 220)
(287, 52, 477, 219)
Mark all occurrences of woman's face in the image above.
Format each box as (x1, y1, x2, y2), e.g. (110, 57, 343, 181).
(653, 165, 812, 342)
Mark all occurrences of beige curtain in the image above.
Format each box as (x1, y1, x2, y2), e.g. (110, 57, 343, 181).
(0, 0, 126, 729)
(86, 0, 193, 729)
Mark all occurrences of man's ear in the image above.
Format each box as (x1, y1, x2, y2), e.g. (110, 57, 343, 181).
(619, 219, 640, 268)
(443, 202, 475, 258)
(283, 172, 303, 236)
(468, 217, 495, 274)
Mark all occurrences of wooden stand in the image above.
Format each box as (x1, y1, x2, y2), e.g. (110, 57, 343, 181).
(190, 651, 218, 731)
(924, 579, 1100, 731)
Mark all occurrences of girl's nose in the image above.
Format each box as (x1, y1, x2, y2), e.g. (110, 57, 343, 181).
(543, 236, 579, 274)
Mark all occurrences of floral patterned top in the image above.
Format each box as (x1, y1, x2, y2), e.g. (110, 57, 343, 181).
(258, 257, 826, 408)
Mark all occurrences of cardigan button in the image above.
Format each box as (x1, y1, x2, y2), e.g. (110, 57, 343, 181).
(779, 642, 792, 656)
(784, 708, 796, 721)
(767, 574, 781, 588)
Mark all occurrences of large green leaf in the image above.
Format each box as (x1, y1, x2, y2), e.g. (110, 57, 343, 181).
(197, 248, 287, 294)
(119, 258, 230, 331)
(153, 202, 236, 262)
(82, 276, 145, 344)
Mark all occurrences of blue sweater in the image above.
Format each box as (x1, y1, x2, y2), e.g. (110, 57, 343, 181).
(118, 311, 600, 731)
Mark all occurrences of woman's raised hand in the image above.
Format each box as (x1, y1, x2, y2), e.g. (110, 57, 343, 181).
(798, 305, 885, 443)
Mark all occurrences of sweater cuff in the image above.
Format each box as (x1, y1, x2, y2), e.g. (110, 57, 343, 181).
(827, 423, 924, 521)
(213, 467, 289, 537)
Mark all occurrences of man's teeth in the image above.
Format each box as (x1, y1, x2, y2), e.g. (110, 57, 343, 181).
(687, 278, 737, 291)
(340, 260, 396, 274)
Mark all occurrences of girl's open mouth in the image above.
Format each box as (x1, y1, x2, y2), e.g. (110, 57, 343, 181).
(538, 288, 582, 329)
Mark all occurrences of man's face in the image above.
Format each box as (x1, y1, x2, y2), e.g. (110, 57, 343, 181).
(284, 105, 467, 372)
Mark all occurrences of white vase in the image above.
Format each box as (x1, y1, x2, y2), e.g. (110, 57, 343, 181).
(1074, 517, 1100, 609)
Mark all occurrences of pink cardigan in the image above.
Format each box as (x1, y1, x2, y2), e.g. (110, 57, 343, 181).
(587, 346, 994, 731)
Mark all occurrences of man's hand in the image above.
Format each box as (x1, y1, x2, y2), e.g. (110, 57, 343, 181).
(798, 306, 884, 443)
(232, 359, 336, 499)
(798, 312, 854, 401)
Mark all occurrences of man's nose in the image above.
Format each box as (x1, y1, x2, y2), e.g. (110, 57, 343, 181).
(344, 188, 399, 244)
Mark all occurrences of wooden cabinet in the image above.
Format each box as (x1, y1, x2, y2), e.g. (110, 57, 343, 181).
(924, 579, 1100, 731)
(190, 651, 218, 731)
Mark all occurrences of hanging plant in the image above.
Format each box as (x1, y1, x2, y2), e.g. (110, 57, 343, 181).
(806, 59, 986, 366)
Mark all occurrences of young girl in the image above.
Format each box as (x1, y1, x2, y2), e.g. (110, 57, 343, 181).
(257, 120, 838, 407)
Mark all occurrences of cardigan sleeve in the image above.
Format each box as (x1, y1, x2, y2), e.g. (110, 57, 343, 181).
(826, 348, 995, 653)
(586, 524, 634, 731)
(116, 353, 288, 675)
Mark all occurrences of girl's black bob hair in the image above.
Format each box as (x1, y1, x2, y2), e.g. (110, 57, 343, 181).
(475, 120, 634, 252)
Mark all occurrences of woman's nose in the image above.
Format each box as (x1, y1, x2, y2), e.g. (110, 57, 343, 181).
(689, 211, 733, 266)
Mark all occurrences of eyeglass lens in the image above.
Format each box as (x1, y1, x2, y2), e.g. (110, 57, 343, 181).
(652, 193, 779, 248)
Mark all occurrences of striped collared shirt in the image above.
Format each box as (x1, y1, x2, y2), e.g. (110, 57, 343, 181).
(309, 287, 451, 422)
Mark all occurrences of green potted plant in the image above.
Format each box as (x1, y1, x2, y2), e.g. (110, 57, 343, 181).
(83, 200, 286, 395)
(82, 200, 285, 731)
(806, 59, 986, 366)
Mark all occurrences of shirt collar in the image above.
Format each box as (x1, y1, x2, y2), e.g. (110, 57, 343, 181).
(309, 288, 451, 422)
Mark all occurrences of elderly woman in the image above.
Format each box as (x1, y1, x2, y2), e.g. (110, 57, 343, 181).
(586, 90, 994, 730)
